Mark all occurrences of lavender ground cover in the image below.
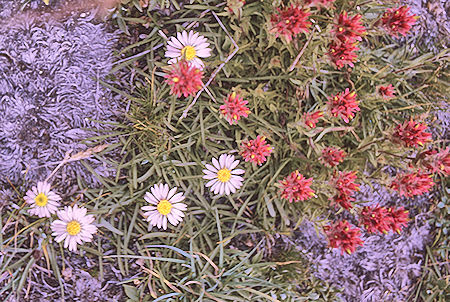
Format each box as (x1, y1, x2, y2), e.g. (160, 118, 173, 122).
(0, 0, 448, 301)
(0, 0, 122, 191)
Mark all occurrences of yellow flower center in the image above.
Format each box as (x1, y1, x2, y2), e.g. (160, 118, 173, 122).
(181, 46, 196, 61)
(66, 221, 81, 236)
(157, 199, 172, 216)
(34, 193, 48, 207)
(172, 77, 179, 83)
(217, 168, 231, 183)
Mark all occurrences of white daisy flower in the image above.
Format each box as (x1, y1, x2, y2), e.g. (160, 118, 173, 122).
(24, 181, 61, 218)
(203, 154, 245, 196)
(51, 205, 98, 252)
(165, 30, 212, 70)
(142, 184, 187, 230)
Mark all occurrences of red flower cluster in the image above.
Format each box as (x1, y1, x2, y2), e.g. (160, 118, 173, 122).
(303, 110, 323, 128)
(327, 88, 360, 123)
(270, 5, 311, 43)
(279, 170, 315, 203)
(378, 84, 396, 100)
(165, 61, 203, 98)
(328, 11, 365, 69)
(332, 12, 366, 43)
(391, 170, 434, 198)
(381, 6, 417, 37)
(240, 136, 273, 165)
(330, 171, 360, 209)
(386, 207, 409, 234)
(324, 220, 363, 254)
(220, 92, 250, 125)
(359, 205, 391, 234)
(360, 205, 410, 234)
(328, 40, 359, 69)
(419, 148, 450, 177)
(320, 146, 346, 167)
(392, 120, 432, 147)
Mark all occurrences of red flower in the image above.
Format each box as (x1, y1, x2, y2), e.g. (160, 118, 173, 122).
(386, 207, 409, 233)
(240, 135, 273, 165)
(359, 205, 391, 234)
(270, 5, 311, 43)
(328, 40, 359, 69)
(164, 61, 203, 98)
(330, 171, 359, 210)
(332, 12, 366, 43)
(419, 148, 450, 176)
(332, 171, 360, 195)
(303, 110, 323, 128)
(324, 220, 363, 254)
(391, 170, 434, 198)
(327, 88, 360, 123)
(220, 92, 250, 125)
(378, 84, 396, 100)
(381, 6, 417, 37)
(279, 170, 315, 203)
(320, 146, 346, 167)
(333, 193, 355, 210)
(392, 120, 432, 147)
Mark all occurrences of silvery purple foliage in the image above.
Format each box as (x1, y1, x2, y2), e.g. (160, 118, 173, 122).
(0, 12, 122, 189)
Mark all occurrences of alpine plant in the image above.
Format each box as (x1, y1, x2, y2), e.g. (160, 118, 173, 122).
(324, 220, 364, 255)
(164, 60, 203, 98)
(220, 92, 250, 125)
(279, 170, 315, 203)
(381, 6, 417, 37)
(391, 170, 434, 198)
(269, 4, 311, 43)
(392, 120, 432, 147)
(303, 110, 323, 129)
(327, 88, 360, 123)
(240, 135, 273, 166)
(320, 146, 346, 167)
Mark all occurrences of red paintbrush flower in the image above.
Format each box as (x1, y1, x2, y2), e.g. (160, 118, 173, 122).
(327, 88, 360, 123)
(270, 5, 311, 43)
(332, 12, 366, 43)
(328, 40, 359, 69)
(392, 120, 432, 147)
(220, 92, 250, 125)
(386, 207, 409, 233)
(419, 148, 450, 177)
(391, 170, 434, 198)
(332, 171, 360, 196)
(320, 146, 346, 167)
(381, 6, 417, 37)
(333, 193, 355, 210)
(359, 205, 391, 234)
(240, 135, 273, 165)
(377, 84, 396, 100)
(164, 61, 203, 98)
(303, 110, 323, 128)
(330, 171, 359, 210)
(279, 170, 315, 203)
(324, 220, 364, 254)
